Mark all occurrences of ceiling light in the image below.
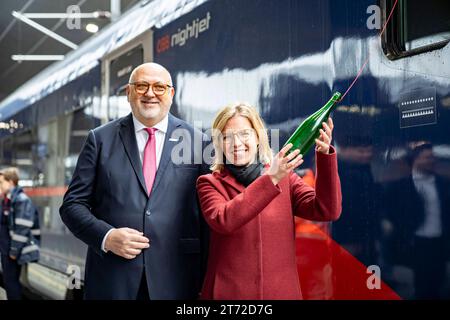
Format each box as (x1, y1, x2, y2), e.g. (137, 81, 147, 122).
(86, 23, 99, 33)
(11, 55, 65, 61)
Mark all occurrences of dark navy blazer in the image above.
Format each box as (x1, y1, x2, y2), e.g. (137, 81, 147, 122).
(60, 113, 209, 299)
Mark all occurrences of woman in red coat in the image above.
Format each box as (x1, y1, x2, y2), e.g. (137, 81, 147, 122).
(197, 103, 342, 300)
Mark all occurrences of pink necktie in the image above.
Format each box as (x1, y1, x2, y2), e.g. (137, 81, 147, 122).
(143, 128, 157, 195)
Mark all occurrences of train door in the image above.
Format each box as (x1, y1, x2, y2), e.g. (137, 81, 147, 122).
(372, 0, 450, 299)
(101, 30, 153, 123)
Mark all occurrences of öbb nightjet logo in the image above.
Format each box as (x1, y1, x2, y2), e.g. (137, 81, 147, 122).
(157, 12, 211, 53)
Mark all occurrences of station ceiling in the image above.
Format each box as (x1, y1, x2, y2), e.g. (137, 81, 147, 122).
(0, 0, 139, 102)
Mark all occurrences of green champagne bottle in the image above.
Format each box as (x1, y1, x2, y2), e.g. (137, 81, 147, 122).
(284, 91, 342, 156)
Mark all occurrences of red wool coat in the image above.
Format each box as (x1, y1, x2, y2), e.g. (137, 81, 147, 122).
(197, 147, 342, 300)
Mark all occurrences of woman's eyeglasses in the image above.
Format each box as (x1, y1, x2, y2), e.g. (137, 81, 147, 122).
(222, 129, 254, 145)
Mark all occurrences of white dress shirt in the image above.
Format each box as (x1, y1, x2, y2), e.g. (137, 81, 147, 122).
(132, 113, 168, 168)
(412, 169, 442, 238)
(101, 114, 169, 252)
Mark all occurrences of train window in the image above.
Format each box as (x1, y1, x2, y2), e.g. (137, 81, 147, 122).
(0, 130, 37, 187)
(108, 87, 130, 121)
(383, 0, 450, 60)
(65, 109, 100, 184)
(108, 45, 143, 120)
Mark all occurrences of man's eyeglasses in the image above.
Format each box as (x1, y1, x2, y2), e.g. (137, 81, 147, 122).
(129, 81, 173, 96)
(222, 129, 255, 145)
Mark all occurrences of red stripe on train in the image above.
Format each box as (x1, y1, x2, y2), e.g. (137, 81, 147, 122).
(23, 186, 68, 197)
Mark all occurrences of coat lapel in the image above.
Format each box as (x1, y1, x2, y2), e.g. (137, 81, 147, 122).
(151, 114, 182, 194)
(119, 113, 147, 195)
(218, 168, 246, 193)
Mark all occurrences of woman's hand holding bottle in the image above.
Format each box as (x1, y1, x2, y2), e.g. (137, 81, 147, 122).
(315, 117, 334, 154)
(266, 143, 304, 185)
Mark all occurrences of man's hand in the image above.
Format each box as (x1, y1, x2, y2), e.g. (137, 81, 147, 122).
(104, 228, 150, 259)
(9, 255, 16, 260)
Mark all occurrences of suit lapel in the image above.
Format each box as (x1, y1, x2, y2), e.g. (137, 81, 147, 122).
(119, 113, 147, 195)
(151, 114, 182, 194)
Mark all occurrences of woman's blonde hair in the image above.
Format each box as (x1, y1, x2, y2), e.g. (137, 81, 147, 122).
(210, 103, 272, 172)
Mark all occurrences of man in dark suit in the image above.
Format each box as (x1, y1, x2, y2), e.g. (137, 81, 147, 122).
(384, 143, 450, 299)
(60, 63, 209, 299)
